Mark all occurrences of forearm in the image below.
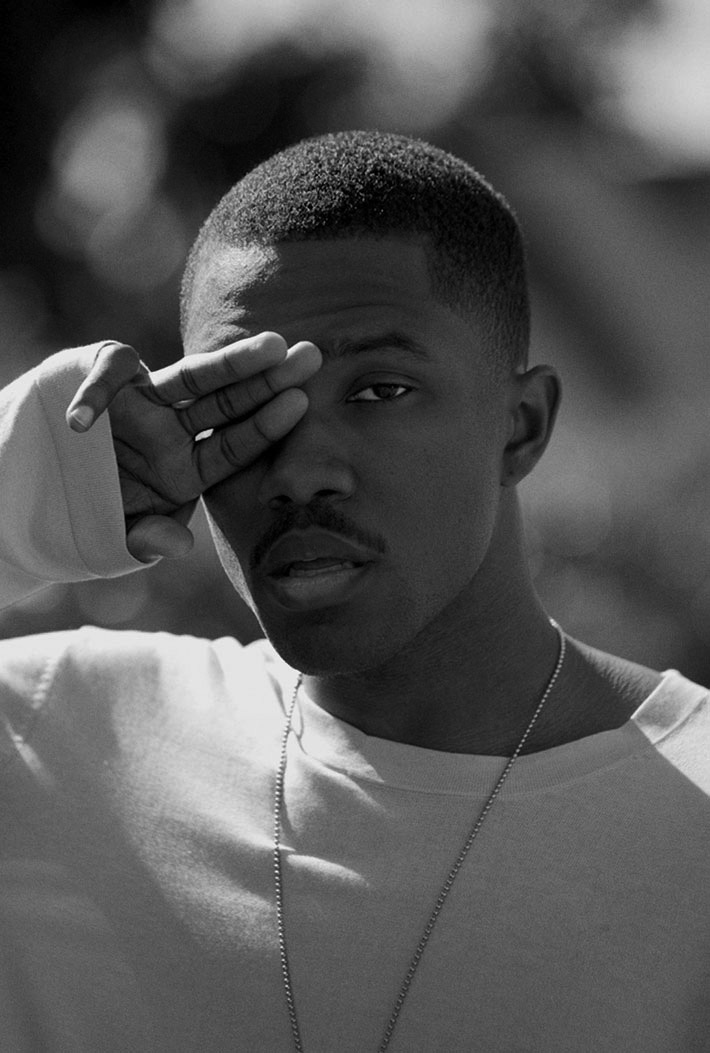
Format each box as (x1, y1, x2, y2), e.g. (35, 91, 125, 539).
(0, 345, 145, 611)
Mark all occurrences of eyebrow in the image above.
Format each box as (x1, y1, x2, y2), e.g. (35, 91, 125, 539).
(321, 330, 433, 362)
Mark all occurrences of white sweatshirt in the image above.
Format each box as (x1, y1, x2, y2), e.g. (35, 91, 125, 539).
(0, 349, 709, 1052)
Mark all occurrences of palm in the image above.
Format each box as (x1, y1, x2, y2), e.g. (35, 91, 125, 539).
(110, 385, 202, 517)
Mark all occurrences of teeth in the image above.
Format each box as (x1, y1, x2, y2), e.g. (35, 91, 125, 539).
(286, 560, 356, 578)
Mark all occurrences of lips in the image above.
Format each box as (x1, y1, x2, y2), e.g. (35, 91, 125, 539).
(261, 530, 374, 579)
(280, 557, 361, 578)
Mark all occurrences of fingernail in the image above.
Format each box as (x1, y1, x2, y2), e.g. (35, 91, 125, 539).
(69, 405, 95, 431)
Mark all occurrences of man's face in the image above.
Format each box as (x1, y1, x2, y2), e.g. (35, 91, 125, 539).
(184, 237, 513, 674)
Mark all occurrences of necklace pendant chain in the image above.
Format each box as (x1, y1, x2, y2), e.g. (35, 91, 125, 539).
(273, 622, 567, 1052)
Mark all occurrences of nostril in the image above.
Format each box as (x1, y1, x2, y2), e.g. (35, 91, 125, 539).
(267, 488, 342, 512)
(257, 454, 356, 508)
(267, 495, 293, 511)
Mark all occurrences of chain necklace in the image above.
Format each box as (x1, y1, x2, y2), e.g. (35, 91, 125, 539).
(273, 622, 566, 1052)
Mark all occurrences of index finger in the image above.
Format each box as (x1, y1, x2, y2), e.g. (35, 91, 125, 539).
(148, 332, 288, 406)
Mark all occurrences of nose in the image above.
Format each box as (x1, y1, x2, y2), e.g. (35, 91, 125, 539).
(257, 411, 356, 509)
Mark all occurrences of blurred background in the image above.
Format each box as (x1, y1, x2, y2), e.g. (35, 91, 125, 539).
(2, 0, 710, 682)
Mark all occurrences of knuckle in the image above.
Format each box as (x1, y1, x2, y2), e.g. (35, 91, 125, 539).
(260, 369, 278, 397)
(219, 427, 254, 469)
(178, 360, 204, 398)
(252, 406, 281, 443)
(177, 404, 199, 436)
(214, 385, 237, 421)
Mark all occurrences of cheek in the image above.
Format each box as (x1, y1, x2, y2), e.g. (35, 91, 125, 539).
(419, 480, 498, 592)
(394, 430, 501, 550)
(387, 449, 502, 622)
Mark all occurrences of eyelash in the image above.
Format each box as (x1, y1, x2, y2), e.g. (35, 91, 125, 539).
(347, 383, 413, 404)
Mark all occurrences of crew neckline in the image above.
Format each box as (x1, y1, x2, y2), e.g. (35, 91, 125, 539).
(285, 670, 707, 797)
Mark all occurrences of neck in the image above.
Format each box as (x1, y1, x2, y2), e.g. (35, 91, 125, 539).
(302, 502, 561, 755)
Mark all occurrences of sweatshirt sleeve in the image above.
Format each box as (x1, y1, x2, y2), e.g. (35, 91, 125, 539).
(0, 344, 149, 610)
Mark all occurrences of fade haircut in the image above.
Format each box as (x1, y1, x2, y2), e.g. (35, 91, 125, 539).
(180, 130, 530, 369)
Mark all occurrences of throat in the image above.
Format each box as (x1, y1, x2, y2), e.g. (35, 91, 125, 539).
(302, 614, 563, 755)
(300, 613, 662, 755)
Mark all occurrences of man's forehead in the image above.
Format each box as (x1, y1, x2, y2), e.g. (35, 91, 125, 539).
(199, 237, 430, 292)
(184, 237, 442, 353)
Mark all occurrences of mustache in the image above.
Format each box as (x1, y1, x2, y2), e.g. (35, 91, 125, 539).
(250, 502, 387, 572)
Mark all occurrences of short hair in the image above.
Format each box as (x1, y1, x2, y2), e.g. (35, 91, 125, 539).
(181, 130, 530, 369)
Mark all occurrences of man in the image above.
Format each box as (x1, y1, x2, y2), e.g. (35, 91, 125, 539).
(0, 131, 708, 1052)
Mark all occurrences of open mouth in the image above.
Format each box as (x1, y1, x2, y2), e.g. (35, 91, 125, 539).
(264, 558, 371, 609)
(258, 528, 379, 608)
(274, 557, 364, 579)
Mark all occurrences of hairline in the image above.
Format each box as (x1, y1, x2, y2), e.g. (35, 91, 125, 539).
(182, 228, 526, 373)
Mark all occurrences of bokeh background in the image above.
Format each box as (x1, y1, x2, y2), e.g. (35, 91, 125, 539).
(2, 0, 710, 682)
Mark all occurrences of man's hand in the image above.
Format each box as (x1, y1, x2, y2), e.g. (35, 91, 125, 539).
(65, 333, 321, 562)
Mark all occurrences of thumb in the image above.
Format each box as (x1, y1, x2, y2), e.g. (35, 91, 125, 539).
(126, 515, 195, 563)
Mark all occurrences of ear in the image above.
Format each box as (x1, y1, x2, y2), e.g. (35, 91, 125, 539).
(501, 366, 561, 486)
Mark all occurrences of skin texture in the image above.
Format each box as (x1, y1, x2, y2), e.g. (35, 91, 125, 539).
(67, 331, 322, 561)
(72, 234, 661, 752)
(183, 237, 590, 752)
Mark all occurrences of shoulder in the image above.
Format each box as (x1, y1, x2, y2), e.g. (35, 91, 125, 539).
(0, 625, 219, 693)
(632, 668, 710, 781)
(575, 640, 710, 789)
(0, 624, 283, 683)
(0, 627, 294, 767)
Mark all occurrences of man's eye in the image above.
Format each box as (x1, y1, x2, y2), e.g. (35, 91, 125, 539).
(347, 383, 411, 403)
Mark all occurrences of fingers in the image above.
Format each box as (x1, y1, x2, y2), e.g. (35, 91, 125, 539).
(126, 514, 195, 562)
(66, 342, 144, 432)
(148, 332, 289, 407)
(195, 388, 309, 489)
(179, 340, 322, 435)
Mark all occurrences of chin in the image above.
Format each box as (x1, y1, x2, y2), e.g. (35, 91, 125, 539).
(261, 615, 408, 677)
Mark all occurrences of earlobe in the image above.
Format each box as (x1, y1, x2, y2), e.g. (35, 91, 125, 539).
(501, 366, 561, 486)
